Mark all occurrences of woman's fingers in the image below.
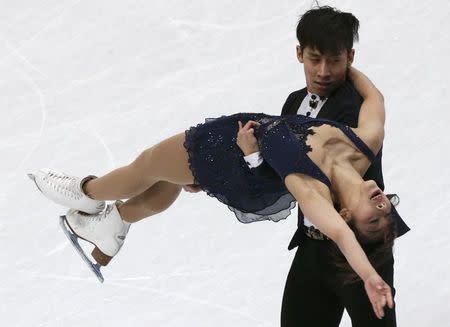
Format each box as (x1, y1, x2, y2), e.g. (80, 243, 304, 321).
(386, 288, 394, 308)
(238, 121, 257, 136)
(374, 283, 395, 319)
(380, 283, 394, 307)
(377, 300, 385, 318)
(374, 296, 385, 319)
(380, 284, 394, 309)
(250, 120, 261, 127)
(242, 120, 260, 130)
(379, 295, 386, 316)
(371, 301, 381, 319)
(243, 120, 253, 130)
(377, 304, 383, 319)
(365, 275, 394, 320)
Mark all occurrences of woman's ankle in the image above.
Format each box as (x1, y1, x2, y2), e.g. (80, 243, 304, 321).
(81, 176, 97, 199)
(116, 202, 137, 224)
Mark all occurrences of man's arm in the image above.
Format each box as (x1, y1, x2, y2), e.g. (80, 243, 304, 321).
(348, 67, 385, 154)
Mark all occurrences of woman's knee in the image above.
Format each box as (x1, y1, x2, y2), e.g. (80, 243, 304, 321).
(149, 182, 182, 212)
(130, 147, 159, 179)
(136, 182, 181, 214)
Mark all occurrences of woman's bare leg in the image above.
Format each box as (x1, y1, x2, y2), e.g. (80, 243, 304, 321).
(83, 133, 194, 201)
(55, 136, 191, 267)
(118, 181, 182, 223)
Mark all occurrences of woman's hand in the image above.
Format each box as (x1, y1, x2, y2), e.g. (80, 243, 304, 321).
(182, 184, 202, 193)
(364, 274, 395, 319)
(236, 120, 261, 156)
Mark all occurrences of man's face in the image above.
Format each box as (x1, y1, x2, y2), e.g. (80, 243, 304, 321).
(297, 46, 354, 97)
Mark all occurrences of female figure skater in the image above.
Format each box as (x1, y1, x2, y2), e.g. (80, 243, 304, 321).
(29, 67, 394, 318)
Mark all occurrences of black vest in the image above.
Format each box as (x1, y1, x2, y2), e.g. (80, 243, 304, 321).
(253, 80, 410, 250)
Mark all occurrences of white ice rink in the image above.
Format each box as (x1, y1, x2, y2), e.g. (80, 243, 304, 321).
(1, 0, 450, 326)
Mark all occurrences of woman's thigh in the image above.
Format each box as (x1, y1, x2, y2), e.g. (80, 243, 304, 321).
(139, 132, 194, 185)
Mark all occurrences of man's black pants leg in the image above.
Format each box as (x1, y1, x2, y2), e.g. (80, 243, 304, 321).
(280, 237, 397, 327)
(280, 238, 344, 327)
(339, 257, 397, 327)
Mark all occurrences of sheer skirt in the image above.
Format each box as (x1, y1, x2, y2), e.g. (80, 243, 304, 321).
(183, 113, 296, 223)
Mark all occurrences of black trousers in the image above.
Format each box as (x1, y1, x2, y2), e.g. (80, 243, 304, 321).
(280, 236, 396, 327)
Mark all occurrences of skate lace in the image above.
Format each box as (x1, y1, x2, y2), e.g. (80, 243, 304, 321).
(82, 204, 114, 222)
(45, 171, 82, 200)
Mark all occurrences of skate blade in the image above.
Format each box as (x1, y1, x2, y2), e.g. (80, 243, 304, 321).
(59, 215, 104, 283)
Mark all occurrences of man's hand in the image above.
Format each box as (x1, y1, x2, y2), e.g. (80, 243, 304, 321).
(183, 184, 202, 193)
(236, 120, 261, 156)
(364, 274, 395, 319)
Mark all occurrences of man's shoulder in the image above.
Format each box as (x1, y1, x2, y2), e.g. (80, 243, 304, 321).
(330, 79, 362, 101)
(281, 88, 307, 115)
(286, 88, 307, 101)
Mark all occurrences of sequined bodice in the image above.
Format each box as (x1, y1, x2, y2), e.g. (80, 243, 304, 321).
(254, 115, 376, 187)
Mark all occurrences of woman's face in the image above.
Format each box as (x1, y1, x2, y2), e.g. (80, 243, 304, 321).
(346, 180, 392, 235)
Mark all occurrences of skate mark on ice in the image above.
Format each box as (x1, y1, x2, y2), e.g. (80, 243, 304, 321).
(20, 270, 95, 283)
(107, 280, 271, 326)
(0, 55, 47, 187)
(8, 64, 47, 171)
(36, 304, 99, 327)
(53, 68, 114, 99)
(154, 35, 290, 90)
(1, 38, 47, 78)
(44, 241, 68, 257)
(169, 13, 290, 31)
(107, 267, 215, 282)
(0, 0, 83, 66)
(79, 123, 116, 169)
(50, 50, 150, 99)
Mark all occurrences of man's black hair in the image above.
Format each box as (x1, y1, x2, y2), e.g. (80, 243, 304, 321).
(296, 6, 359, 55)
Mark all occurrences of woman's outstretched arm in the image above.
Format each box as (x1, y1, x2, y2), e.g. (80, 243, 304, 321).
(284, 174, 394, 319)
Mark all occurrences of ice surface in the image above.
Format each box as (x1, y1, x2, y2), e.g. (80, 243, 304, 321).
(1, 0, 450, 326)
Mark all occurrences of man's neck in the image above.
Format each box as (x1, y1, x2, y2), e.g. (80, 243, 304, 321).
(306, 78, 348, 98)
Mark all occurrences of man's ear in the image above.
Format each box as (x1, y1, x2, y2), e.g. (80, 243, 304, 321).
(296, 45, 304, 63)
(347, 49, 355, 67)
(339, 208, 352, 223)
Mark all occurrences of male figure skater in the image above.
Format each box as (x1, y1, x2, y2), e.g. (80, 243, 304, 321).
(195, 6, 410, 326)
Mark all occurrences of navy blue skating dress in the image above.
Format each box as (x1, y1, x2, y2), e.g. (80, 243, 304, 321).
(183, 113, 376, 223)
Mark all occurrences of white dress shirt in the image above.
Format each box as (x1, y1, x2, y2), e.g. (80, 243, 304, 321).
(243, 92, 328, 227)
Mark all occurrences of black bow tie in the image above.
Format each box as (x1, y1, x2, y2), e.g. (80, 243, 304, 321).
(306, 94, 326, 117)
(309, 98, 318, 109)
(310, 94, 326, 101)
(309, 94, 326, 108)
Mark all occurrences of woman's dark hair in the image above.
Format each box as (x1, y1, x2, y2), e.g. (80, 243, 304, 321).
(329, 194, 399, 284)
(296, 6, 359, 55)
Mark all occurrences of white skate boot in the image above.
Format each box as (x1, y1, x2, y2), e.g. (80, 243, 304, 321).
(28, 169, 105, 214)
(60, 201, 130, 283)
